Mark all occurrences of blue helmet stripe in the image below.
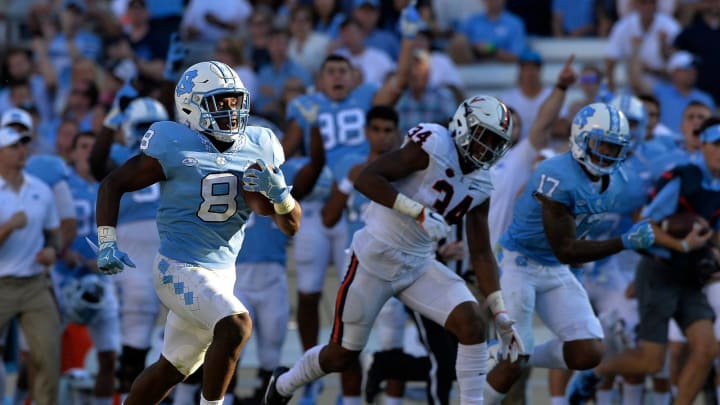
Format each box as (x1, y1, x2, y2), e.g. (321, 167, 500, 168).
(606, 104, 620, 134)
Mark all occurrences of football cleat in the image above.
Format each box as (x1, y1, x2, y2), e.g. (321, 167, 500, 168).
(263, 367, 291, 405)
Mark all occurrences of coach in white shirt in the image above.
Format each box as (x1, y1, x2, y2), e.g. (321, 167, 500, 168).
(0, 127, 61, 405)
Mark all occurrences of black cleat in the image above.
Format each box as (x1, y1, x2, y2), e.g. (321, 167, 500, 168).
(262, 367, 291, 405)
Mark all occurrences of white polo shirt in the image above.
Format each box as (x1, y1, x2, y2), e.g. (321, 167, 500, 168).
(606, 12, 680, 73)
(0, 173, 59, 278)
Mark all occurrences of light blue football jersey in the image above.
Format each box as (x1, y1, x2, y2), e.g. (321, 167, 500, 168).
(55, 169, 99, 278)
(286, 93, 323, 153)
(329, 152, 368, 239)
(281, 156, 333, 203)
(235, 213, 289, 266)
(25, 154, 70, 187)
(110, 143, 161, 224)
(500, 152, 626, 265)
(141, 121, 285, 269)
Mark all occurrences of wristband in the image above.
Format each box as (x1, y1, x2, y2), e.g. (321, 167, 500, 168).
(392, 193, 424, 219)
(487, 290, 506, 317)
(97, 226, 117, 244)
(273, 196, 296, 215)
(338, 177, 354, 195)
(681, 239, 690, 253)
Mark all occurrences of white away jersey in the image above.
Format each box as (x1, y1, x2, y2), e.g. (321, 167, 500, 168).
(364, 123, 493, 257)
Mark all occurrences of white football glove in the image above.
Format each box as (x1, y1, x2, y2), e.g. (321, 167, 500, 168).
(494, 312, 525, 363)
(418, 208, 451, 241)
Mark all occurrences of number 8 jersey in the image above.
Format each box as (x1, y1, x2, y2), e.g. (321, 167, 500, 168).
(140, 120, 285, 269)
(363, 123, 493, 258)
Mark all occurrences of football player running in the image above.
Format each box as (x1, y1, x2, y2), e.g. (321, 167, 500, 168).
(95, 60, 301, 405)
(263, 95, 523, 405)
(482, 103, 657, 404)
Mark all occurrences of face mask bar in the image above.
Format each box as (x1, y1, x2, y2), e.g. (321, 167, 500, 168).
(581, 128, 629, 175)
(462, 123, 510, 169)
(198, 89, 250, 138)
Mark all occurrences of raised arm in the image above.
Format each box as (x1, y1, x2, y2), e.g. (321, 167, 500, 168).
(528, 54, 577, 151)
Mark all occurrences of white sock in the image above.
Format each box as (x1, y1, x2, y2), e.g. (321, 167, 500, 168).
(483, 381, 505, 405)
(173, 382, 199, 405)
(93, 397, 113, 405)
(276, 345, 326, 397)
(653, 391, 671, 405)
(622, 382, 643, 405)
(199, 393, 223, 405)
(550, 396, 567, 405)
(342, 395, 361, 405)
(456, 342, 488, 405)
(223, 393, 234, 404)
(529, 339, 567, 369)
(385, 395, 403, 405)
(596, 389, 613, 405)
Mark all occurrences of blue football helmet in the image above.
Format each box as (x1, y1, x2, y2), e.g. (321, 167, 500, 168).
(609, 93, 647, 150)
(174, 60, 250, 143)
(61, 273, 109, 325)
(570, 103, 630, 176)
(122, 97, 168, 151)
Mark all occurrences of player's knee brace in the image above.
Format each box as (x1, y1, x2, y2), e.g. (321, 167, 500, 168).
(117, 346, 149, 384)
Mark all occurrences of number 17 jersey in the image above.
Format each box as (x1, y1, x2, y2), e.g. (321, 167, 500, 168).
(363, 123, 493, 258)
(140, 121, 285, 270)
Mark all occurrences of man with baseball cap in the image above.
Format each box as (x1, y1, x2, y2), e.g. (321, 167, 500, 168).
(0, 127, 62, 405)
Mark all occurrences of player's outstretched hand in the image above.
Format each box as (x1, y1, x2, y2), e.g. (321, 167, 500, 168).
(621, 219, 655, 250)
(243, 159, 291, 204)
(97, 241, 135, 275)
(163, 32, 189, 81)
(495, 312, 526, 363)
(418, 208, 451, 241)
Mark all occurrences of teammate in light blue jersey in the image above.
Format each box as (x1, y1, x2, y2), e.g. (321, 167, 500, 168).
(484, 103, 657, 405)
(55, 131, 120, 405)
(95, 61, 302, 405)
(89, 97, 169, 399)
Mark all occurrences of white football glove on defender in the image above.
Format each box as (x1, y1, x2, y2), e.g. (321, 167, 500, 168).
(418, 207, 451, 241)
(487, 291, 525, 363)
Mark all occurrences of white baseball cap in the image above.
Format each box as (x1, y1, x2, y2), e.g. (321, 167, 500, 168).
(0, 127, 31, 148)
(667, 51, 696, 72)
(1, 108, 33, 131)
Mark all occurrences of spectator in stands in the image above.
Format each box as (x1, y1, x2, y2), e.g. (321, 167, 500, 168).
(679, 100, 713, 153)
(673, 0, 720, 105)
(638, 93, 676, 140)
(245, 6, 275, 72)
(552, 0, 597, 37)
(351, 0, 401, 59)
(605, 0, 680, 91)
(256, 28, 313, 122)
(448, 0, 528, 64)
(312, 0, 347, 39)
(395, 49, 456, 134)
(0, 127, 62, 405)
(213, 36, 258, 98)
(54, 119, 80, 163)
(566, 64, 606, 118)
(629, 48, 715, 133)
(507, 0, 553, 36)
(45, 1, 102, 92)
(500, 50, 552, 141)
(0, 47, 54, 123)
(123, 0, 171, 81)
(288, 5, 332, 75)
(413, 29, 464, 103)
(334, 17, 396, 84)
(180, 0, 251, 42)
(616, 0, 678, 17)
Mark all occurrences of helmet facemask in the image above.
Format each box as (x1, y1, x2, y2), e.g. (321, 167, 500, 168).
(578, 129, 629, 176)
(457, 104, 510, 170)
(196, 89, 250, 142)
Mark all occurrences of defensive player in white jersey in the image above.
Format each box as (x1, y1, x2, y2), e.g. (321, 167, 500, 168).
(263, 95, 524, 405)
(90, 97, 168, 400)
(95, 61, 302, 405)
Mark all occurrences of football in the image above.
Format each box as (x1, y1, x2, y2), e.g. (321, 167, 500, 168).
(242, 163, 275, 216)
(660, 212, 709, 238)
